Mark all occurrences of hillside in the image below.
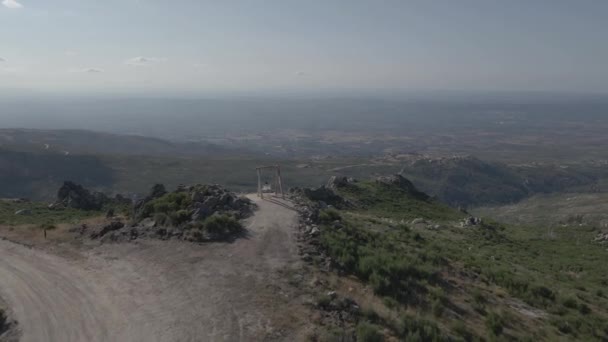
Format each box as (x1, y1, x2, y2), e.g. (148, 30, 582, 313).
(0, 129, 245, 157)
(474, 192, 608, 228)
(297, 176, 608, 340)
(396, 155, 600, 207)
(0, 148, 114, 200)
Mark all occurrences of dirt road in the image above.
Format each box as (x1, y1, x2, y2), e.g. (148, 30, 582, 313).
(0, 195, 308, 342)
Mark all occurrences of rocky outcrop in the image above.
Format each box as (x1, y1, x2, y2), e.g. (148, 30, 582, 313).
(82, 184, 256, 243)
(133, 184, 167, 214)
(595, 232, 608, 243)
(461, 216, 482, 227)
(326, 176, 356, 190)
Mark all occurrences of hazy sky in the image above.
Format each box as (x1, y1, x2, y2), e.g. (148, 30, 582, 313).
(1, 0, 608, 95)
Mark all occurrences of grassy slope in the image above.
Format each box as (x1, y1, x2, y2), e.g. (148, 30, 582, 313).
(317, 181, 608, 341)
(474, 192, 608, 227)
(0, 200, 100, 226)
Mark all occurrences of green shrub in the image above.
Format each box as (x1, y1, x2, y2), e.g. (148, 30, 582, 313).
(485, 312, 504, 336)
(554, 320, 574, 335)
(361, 308, 380, 323)
(356, 321, 383, 342)
(531, 285, 556, 302)
(203, 214, 242, 237)
(579, 303, 591, 315)
(563, 297, 578, 309)
(397, 316, 442, 341)
(431, 298, 444, 317)
(319, 208, 342, 223)
(172, 209, 192, 225)
(451, 321, 473, 341)
(153, 213, 170, 226)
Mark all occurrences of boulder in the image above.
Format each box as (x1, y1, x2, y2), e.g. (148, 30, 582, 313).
(326, 176, 349, 190)
(91, 221, 125, 239)
(304, 186, 345, 207)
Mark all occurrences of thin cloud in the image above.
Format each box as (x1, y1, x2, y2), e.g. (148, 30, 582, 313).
(0, 58, 5, 62)
(295, 71, 306, 76)
(69, 68, 104, 73)
(2, 0, 23, 9)
(125, 56, 165, 67)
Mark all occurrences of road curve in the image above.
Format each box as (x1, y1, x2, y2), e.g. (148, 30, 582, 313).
(0, 194, 304, 342)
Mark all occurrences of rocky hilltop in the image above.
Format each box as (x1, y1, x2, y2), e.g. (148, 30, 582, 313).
(77, 183, 256, 243)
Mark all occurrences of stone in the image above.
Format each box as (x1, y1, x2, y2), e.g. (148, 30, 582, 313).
(91, 221, 125, 239)
(326, 176, 349, 190)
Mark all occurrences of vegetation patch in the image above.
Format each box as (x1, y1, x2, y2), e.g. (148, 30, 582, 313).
(303, 175, 608, 340)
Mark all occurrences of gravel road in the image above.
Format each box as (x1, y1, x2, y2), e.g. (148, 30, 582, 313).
(0, 194, 307, 342)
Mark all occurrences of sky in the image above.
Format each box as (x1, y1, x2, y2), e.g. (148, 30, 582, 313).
(1, 0, 608, 96)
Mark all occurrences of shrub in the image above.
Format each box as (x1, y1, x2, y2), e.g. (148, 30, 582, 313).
(397, 316, 442, 341)
(153, 213, 171, 226)
(172, 209, 192, 225)
(531, 285, 556, 302)
(431, 298, 444, 317)
(451, 321, 473, 341)
(485, 312, 504, 336)
(203, 214, 242, 237)
(361, 308, 380, 323)
(315, 294, 332, 309)
(563, 297, 578, 309)
(319, 208, 342, 223)
(356, 322, 383, 342)
(579, 303, 591, 315)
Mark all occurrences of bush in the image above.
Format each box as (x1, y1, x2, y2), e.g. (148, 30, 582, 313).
(451, 321, 473, 341)
(153, 213, 171, 226)
(485, 312, 504, 336)
(172, 209, 192, 225)
(531, 285, 556, 302)
(202, 214, 242, 237)
(356, 322, 383, 342)
(579, 303, 591, 315)
(319, 208, 342, 223)
(397, 316, 442, 341)
(361, 308, 380, 323)
(563, 297, 578, 309)
(431, 298, 444, 317)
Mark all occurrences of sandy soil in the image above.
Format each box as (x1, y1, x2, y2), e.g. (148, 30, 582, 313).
(0, 195, 311, 342)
